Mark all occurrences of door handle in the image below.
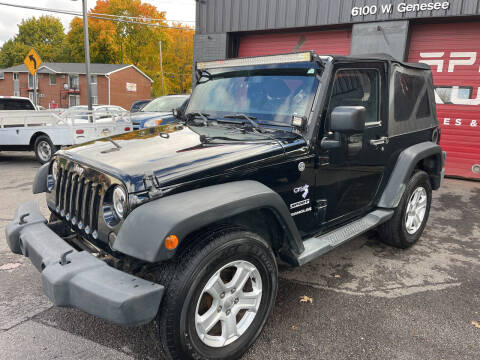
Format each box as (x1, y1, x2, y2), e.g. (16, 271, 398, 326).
(369, 136, 389, 146)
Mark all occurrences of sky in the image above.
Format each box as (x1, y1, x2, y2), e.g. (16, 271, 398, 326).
(0, 0, 196, 45)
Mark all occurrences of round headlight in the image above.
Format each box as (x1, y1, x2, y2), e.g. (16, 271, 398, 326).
(51, 159, 58, 182)
(113, 186, 127, 218)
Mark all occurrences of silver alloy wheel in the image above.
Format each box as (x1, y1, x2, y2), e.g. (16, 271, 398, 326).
(405, 186, 427, 234)
(195, 260, 262, 348)
(37, 140, 52, 162)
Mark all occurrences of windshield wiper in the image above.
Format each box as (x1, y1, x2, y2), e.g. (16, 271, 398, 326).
(185, 112, 210, 126)
(223, 113, 260, 129)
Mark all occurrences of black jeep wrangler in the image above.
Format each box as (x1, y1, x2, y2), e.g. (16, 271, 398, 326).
(6, 52, 445, 360)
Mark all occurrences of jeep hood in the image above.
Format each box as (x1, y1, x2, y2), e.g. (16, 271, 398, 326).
(58, 125, 298, 192)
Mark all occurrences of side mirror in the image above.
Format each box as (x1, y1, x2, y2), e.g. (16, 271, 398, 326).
(173, 108, 183, 118)
(330, 106, 365, 135)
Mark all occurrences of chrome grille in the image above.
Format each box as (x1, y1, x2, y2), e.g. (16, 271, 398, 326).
(55, 165, 103, 238)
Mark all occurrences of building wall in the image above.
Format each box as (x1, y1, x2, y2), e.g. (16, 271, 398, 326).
(0, 72, 14, 96)
(0, 67, 151, 110)
(108, 67, 151, 110)
(196, 0, 480, 34)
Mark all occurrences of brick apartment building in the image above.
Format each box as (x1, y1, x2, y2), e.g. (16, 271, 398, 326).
(0, 63, 153, 110)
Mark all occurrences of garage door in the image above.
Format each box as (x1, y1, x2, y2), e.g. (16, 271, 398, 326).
(409, 22, 480, 180)
(238, 29, 351, 58)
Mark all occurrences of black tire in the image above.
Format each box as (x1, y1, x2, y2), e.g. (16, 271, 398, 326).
(155, 226, 278, 360)
(34, 135, 54, 164)
(379, 170, 432, 248)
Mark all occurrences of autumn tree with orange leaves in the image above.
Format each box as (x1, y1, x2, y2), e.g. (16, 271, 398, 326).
(65, 0, 194, 96)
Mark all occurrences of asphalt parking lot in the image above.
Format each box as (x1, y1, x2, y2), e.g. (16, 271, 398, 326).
(1, 151, 479, 360)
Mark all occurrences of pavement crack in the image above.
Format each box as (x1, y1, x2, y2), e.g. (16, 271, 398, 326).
(1, 305, 54, 332)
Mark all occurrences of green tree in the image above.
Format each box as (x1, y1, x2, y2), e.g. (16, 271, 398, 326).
(0, 16, 67, 68)
(65, 0, 194, 96)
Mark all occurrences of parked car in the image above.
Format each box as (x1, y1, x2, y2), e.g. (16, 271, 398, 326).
(143, 96, 189, 128)
(130, 99, 151, 112)
(7, 52, 445, 360)
(130, 94, 189, 129)
(0, 100, 132, 163)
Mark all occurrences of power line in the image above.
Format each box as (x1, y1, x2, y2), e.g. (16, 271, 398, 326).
(0, 2, 195, 29)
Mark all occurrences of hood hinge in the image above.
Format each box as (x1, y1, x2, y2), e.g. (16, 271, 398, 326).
(143, 173, 163, 199)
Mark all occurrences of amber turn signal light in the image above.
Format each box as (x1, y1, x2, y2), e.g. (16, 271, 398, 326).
(156, 119, 163, 126)
(164, 235, 179, 250)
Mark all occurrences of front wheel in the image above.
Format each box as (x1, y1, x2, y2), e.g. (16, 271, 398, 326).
(156, 227, 278, 360)
(379, 170, 432, 248)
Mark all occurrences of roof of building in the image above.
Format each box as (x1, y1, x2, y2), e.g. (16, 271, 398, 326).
(0, 63, 153, 82)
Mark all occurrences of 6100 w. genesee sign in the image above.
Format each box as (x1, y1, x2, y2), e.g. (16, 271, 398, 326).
(351, 1, 450, 17)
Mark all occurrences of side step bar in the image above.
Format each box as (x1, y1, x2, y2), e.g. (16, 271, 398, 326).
(296, 209, 394, 266)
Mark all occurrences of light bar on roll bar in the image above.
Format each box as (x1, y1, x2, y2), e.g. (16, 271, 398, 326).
(196, 51, 314, 70)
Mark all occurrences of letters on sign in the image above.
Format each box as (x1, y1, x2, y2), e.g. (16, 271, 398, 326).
(126, 82, 137, 92)
(351, 1, 450, 17)
(419, 52, 480, 107)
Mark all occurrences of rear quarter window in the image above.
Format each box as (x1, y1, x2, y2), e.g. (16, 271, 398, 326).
(394, 72, 431, 122)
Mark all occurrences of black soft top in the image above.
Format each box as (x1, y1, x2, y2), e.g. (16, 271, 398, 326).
(325, 53, 430, 71)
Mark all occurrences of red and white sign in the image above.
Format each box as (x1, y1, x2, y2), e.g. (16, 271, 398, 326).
(409, 22, 480, 180)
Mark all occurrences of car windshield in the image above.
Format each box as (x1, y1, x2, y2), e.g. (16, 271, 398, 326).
(187, 67, 319, 125)
(141, 96, 186, 112)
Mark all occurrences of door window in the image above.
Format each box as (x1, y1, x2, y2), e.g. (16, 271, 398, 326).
(327, 69, 380, 126)
(69, 95, 80, 107)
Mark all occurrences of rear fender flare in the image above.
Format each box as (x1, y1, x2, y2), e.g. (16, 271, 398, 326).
(377, 141, 443, 208)
(113, 181, 303, 262)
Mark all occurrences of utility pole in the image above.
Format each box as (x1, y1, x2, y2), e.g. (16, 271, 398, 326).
(159, 41, 165, 95)
(81, 0, 93, 117)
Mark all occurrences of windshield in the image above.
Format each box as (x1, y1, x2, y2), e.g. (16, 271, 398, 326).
(187, 67, 319, 125)
(142, 96, 187, 112)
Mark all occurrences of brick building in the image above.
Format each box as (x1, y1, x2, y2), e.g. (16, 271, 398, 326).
(0, 63, 153, 110)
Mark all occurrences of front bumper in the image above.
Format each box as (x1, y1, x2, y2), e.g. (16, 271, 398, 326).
(5, 202, 164, 325)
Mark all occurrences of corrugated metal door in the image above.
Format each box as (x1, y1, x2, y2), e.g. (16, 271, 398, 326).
(238, 29, 351, 57)
(409, 22, 480, 180)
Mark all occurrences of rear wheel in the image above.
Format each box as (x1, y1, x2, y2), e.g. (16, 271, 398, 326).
(379, 170, 432, 248)
(34, 135, 54, 164)
(155, 227, 278, 360)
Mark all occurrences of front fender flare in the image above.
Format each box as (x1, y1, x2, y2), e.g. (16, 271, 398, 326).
(113, 181, 303, 262)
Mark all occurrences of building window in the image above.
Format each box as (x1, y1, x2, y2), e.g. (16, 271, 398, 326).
(92, 96, 98, 105)
(90, 75, 97, 84)
(13, 73, 19, 80)
(13, 90, 20, 97)
(49, 74, 56, 85)
(69, 94, 80, 107)
(69, 74, 79, 89)
(0, 72, 4, 80)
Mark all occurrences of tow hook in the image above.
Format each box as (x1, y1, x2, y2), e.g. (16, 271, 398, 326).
(60, 250, 73, 266)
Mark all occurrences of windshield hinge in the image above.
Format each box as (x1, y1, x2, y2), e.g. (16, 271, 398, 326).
(143, 172, 163, 199)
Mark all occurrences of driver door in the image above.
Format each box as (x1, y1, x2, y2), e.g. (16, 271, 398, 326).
(315, 64, 388, 226)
